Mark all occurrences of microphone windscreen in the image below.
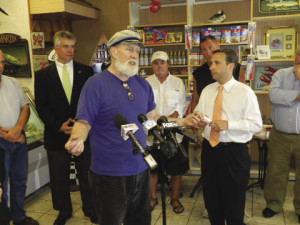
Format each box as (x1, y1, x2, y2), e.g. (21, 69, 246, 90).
(114, 113, 128, 130)
(137, 114, 147, 123)
(157, 116, 168, 126)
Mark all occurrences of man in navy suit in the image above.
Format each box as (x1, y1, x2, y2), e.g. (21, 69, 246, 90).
(35, 31, 95, 225)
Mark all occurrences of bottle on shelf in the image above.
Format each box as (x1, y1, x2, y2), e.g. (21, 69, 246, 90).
(182, 50, 186, 65)
(139, 48, 144, 66)
(174, 50, 178, 65)
(178, 50, 182, 65)
(144, 48, 149, 66)
(149, 48, 153, 65)
(170, 51, 174, 65)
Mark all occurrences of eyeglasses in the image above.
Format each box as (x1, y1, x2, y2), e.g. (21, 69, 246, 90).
(122, 82, 135, 101)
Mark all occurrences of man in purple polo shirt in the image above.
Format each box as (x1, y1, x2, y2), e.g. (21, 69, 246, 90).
(65, 30, 200, 225)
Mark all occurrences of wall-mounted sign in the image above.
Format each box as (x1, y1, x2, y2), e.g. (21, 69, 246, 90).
(0, 33, 31, 77)
(31, 32, 44, 49)
(259, 0, 300, 14)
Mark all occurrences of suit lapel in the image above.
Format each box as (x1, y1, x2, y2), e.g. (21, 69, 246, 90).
(71, 62, 81, 106)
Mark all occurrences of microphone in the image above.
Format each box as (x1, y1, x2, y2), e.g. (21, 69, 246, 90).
(157, 116, 189, 163)
(114, 113, 157, 169)
(137, 114, 176, 158)
(157, 116, 198, 143)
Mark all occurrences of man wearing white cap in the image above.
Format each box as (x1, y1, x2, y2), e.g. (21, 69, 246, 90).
(65, 30, 201, 225)
(146, 51, 187, 213)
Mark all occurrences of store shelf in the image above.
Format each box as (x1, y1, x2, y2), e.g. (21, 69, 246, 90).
(192, 42, 249, 48)
(144, 43, 185, 47)
(255, 59, 294, 63)
(133, 22, 186, 28)
(192, 21, 251, 27)
(254, 90, 269, 95)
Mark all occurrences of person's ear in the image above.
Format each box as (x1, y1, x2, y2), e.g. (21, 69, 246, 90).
(109, 47, 118, 59)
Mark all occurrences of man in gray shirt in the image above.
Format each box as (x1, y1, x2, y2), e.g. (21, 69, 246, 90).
(0, 50, 39, 225)
(263, 47, 300, 223)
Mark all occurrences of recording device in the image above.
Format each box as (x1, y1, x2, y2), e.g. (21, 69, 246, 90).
(157, 116, 189, 163)
(157, 117, 199, 143)
(137, 114, 177, 158)
(114, 113, 157, 169)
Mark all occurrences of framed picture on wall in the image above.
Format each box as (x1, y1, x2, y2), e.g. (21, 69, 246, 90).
(253, 65, 288, 90)
(265, 27, 296, 59)
(259, 0, 300, 14)
(0, 33, 32, 78)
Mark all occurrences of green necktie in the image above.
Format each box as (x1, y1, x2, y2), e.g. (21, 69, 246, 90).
(62, 64, 72, 103)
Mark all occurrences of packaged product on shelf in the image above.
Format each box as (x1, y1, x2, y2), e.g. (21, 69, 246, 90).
(221, 30, 231, 43)
(192, 32, 200, 45)
(170, 69, 180, 75)
(212, 30, 221, 43)
(136, 30, 145, 44)
(248, 22, 256, 49)
(240, 28, 248, 42)
(165, 32, 176, 43)
(230, 26, 241, 43)
(144, 27, 155, 45)
(185, 25, 192, 49)
(155, 30, 165, 44)
(201, 27, 213, 38)
(179, 69, 187, 75)
(144, 48, 149, 66)
(189, 52, 199, 65)
(174, 32, 183, 43)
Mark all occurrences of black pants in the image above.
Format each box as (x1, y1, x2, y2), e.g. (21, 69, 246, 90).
(89, 169, 151, 225)
(47, 147, 93, 216)
(201, 139, 250, 225)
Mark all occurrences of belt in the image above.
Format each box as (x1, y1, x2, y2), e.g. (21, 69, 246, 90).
(215, 142, 236, 147)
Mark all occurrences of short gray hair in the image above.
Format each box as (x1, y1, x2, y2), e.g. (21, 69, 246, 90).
(53, 31, 76, 46)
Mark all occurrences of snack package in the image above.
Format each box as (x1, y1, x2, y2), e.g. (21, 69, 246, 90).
(221, 30, 231, 43)
(245, 55, 255, 80)
(212, 30, 221, 43)
(240, 28, 248, 43)
(189, 52, 199, 65)
(165, 32, 176, 43)
(155, 30, 165, 44)
(144, 27, 155, 45)
(201, 27, 214, 38)
(136, 30, 145, 44)
(231, 26, 241, 43)
(174, 32, 183, 43)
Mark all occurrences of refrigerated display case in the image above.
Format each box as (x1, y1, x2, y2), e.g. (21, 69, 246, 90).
(22, 87, 50, 196)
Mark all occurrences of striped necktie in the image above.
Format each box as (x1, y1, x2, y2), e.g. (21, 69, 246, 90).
(62, 64, 72, 104)
(209, 85, 223, 147)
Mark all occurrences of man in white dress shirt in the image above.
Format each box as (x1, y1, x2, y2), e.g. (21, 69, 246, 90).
(146, 51, 187, 214)
(194, 48, 262, 225)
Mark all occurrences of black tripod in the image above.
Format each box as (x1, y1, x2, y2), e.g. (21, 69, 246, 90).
(190, 175, 203, 198)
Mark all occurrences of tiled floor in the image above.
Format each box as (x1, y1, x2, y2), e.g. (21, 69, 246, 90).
(22, 176, 298, 225)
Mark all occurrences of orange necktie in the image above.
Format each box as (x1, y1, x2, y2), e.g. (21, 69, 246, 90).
(209, 85, 223, 147)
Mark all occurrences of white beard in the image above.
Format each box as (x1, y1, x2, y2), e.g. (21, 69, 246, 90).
(115, 57, 138, 78)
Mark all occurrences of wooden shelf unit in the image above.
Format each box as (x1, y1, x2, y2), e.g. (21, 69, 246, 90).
(128, 0, 300, 171)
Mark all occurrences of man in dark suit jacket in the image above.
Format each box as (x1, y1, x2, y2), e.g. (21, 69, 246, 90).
(35, 31, 95, 225)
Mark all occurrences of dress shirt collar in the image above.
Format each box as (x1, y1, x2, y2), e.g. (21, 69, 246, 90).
(216, 76, 236, 93)
(153, 73, 171, 84)
(55, 60, 73, 68)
